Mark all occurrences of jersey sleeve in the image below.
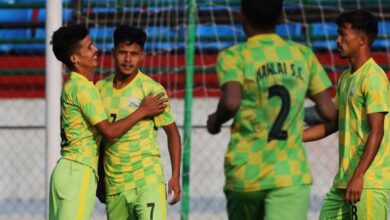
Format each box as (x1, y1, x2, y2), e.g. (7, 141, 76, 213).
(149, 83, 175, 127)
(362, 73, 389, 114)
(306, 49, 332, 96)
(77, 84, 108, 125)
(216, 47, 244, 87)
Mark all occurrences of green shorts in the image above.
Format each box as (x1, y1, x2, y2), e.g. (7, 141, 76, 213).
(49, 159, 97, 220)
(106, 183, 167, 220)
(224, 185, 310, 220)
(320, 186, 390, 220)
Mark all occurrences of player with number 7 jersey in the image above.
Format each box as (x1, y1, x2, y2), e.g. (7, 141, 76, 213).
(95, 25, 181, 220)
(206, 1, 336, 219)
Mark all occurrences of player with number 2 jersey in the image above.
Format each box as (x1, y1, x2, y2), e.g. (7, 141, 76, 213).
(206, 1, 336, 219)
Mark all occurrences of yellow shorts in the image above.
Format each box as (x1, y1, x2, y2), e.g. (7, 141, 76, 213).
(106, 183, 167, 220)
(49, 159, 97, 220)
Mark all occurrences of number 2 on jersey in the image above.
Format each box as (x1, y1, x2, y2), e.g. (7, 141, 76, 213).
(268, 85, 290, 142)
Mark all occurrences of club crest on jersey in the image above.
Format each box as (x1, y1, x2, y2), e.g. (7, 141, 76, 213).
(128, 98, 141, 107)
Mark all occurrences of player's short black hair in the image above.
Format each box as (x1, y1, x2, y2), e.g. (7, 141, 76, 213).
(113, 25, 147, 49)
(337, 9, 378, 45)
(241, 0, 283, 30)
(50, 24, 89, 69)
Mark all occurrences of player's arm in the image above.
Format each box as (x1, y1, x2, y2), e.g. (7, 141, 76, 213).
(307, 88, 337, 122)
(96, 93, 167, 141)
(162, 122, 181, 205)
(303, 90, 338, 142)
(207, 82, 242, 134)
(303, 120, 338, 142)
(345, 112, 386, 204)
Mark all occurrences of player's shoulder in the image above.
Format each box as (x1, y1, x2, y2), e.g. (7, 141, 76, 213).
(285, 39, 315, 57)
(219, 43, 245, 57)
(137, 71, 160, 86)
(66, 75, 95, 94)
(96, 74, 115, 89)
(352, 59, 387, 84)
(137, 71, 167, 94)
(366, 59, 386, 75)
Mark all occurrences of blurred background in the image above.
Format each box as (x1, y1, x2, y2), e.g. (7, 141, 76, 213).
(0, 0, 389, 219)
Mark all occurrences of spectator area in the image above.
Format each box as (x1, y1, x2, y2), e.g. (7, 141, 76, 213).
(0, 0, 389, 98)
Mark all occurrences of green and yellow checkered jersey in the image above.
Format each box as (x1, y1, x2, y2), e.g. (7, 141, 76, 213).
(334, 58, 390, 189)
(96, 70, 175, 195)
(217, 34, 332, 192)
(60, 71, 108, 176)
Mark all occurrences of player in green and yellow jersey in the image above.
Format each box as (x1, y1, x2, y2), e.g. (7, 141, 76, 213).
(49, 25, 167, 220)
(206, 0, 336, 219)
(304, 10, 390, 220)
(95, 25, 181, 220)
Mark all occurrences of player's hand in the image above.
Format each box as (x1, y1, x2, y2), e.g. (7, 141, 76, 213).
(139, 93, 167, 117)
(167, 176, 181, 205)
(344, 175, 363, 204)
(207, 112, 221, 134)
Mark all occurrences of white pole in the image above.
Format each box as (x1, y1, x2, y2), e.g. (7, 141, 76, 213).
(45, 0, 62, 219)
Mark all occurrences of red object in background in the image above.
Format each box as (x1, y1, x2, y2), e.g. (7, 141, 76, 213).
(0, 52, 388, 98)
